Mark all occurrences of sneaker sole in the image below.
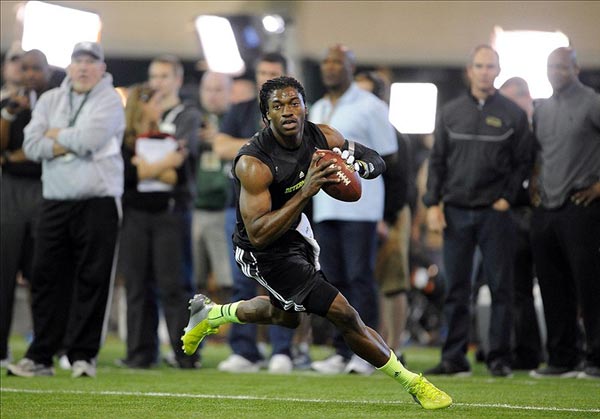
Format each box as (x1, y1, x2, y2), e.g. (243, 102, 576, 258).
(181, 320, 218, 355)
(7, 365, 54, 377)
(529, 370, 579, 379)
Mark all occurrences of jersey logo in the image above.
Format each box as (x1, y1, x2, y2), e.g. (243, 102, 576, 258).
(299, 171, 305, 179)
(285, 180, 305, 194)
(485, 116, 502, 128)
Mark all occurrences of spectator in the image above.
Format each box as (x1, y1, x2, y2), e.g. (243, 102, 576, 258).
(309, 45, 398, 375)
(1, 49, 51, 367)
(498, 77, 544, 370)
(8, 42, 124, 378)
(193, 71, 234, 303)
(499, 77, 534, 121)
(230, 76, 256, 104)
(181, 75, 451, 410)
(118, 55, 200, 369)
(422, 45, 532, 378)
(529, 47, 600, 379)
(212, 52, 296, 374)
(0, 43, 24, 102)
(355, 70, 412, 365)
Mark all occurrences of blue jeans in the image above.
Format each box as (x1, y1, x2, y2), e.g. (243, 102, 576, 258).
(224, 207, 294, 361)
(314, 220, 379, 360)
(441, 205, 515, 367)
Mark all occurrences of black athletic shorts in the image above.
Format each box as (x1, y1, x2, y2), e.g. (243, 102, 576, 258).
(234, 233, 339, 317)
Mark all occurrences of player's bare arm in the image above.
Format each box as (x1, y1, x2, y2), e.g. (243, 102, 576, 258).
(236, 153, 339, 249)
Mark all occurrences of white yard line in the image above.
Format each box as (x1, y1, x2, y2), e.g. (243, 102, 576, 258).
(2, 387, 600, 413)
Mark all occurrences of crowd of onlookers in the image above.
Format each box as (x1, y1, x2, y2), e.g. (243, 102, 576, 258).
(1, 39, 598, 380)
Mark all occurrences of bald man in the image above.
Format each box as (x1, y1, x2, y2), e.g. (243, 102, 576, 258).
(1, 49, 51, 366)
(529, 47, 600, 379)
(309, 44, 399, 375)
(500, 77, 533, 122)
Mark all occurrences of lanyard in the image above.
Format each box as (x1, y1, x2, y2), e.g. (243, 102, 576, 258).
(68, 90, 91, 127)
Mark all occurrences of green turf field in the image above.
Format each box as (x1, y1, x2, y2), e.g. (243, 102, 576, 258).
(1, 335, 599, 418)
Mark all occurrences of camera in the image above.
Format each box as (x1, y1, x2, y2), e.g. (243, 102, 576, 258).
(139, 85, 155, 103)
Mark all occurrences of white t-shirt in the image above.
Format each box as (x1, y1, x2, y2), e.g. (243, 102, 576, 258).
(309, 83, 397, 222)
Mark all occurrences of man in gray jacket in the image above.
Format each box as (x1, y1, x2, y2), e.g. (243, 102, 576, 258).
(7, 42, 124, 378)
(529, 47, 600, 379)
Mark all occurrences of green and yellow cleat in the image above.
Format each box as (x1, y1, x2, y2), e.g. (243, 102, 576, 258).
(181, 294, 220, 356)
(407, 374, 453, 410)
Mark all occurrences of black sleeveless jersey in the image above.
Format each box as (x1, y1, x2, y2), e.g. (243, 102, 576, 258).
(232, 121, 329, 251)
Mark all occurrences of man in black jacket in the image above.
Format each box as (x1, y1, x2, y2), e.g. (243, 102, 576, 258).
(1, 50, 51, 367)
(423, 45, 532, 377)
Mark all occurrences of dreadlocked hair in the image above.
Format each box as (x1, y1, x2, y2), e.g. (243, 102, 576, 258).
(259, 76, 306, 126)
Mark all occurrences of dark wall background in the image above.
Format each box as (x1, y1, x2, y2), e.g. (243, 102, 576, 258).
(301, 58, 600, 108)
(3, 53, 599, 109)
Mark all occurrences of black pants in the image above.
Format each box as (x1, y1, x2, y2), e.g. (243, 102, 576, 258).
(511, 208, 543, 368)
(25, 197, 120, 365)
(0, 174, 42, 360)
(442, 206, 515, 367)
(530, 200, 600, 368)
(119, 207, 197, 366)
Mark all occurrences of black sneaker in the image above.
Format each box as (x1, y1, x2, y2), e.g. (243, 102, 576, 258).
(488, 360, 513, 377)
(114, 358, 154, 369)
(177, 357, 202, 369)
(529, 365, 579, 378)
(424, 361, 471, 377)
(511, 357, 540, 371)
(577, 366, 600, 380)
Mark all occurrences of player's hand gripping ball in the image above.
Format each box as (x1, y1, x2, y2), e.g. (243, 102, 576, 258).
(315, 148, 362, 202)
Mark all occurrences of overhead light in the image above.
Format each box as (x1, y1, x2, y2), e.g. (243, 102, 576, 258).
(195, 15, 245, 75)
(21, 1, 101, 68)
(389, 83, 438, 134)
(262, 14, 285, 34)
(493, 26, 570, 99)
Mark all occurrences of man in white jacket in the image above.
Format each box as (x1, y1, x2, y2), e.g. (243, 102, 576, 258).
(7, 42, 124, 378)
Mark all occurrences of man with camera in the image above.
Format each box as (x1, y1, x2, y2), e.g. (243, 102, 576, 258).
(0, 49, 51, 367)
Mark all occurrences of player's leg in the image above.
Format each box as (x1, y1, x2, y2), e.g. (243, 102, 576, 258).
(321, 289, 451, 410)
(181, 294, 299, 355)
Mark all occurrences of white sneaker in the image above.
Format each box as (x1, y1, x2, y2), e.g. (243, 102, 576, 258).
(344, 354, 374, 375)
(217, 354, 260, 373)
(311, 354, 348, 374)
(58, 354, 71, 370)
(268, 354, 293, 374)
(71, 360, 96, 378)
(7, 358, 54, 377)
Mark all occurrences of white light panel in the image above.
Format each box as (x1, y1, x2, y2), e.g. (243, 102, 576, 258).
(493, 26, 570, 99)
(21, 1, 101, 68)
(389, 83, 438, 134)
(195, 15, 245, 76)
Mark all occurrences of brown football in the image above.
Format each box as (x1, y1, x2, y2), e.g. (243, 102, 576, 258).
(315, 149, 362, 202)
